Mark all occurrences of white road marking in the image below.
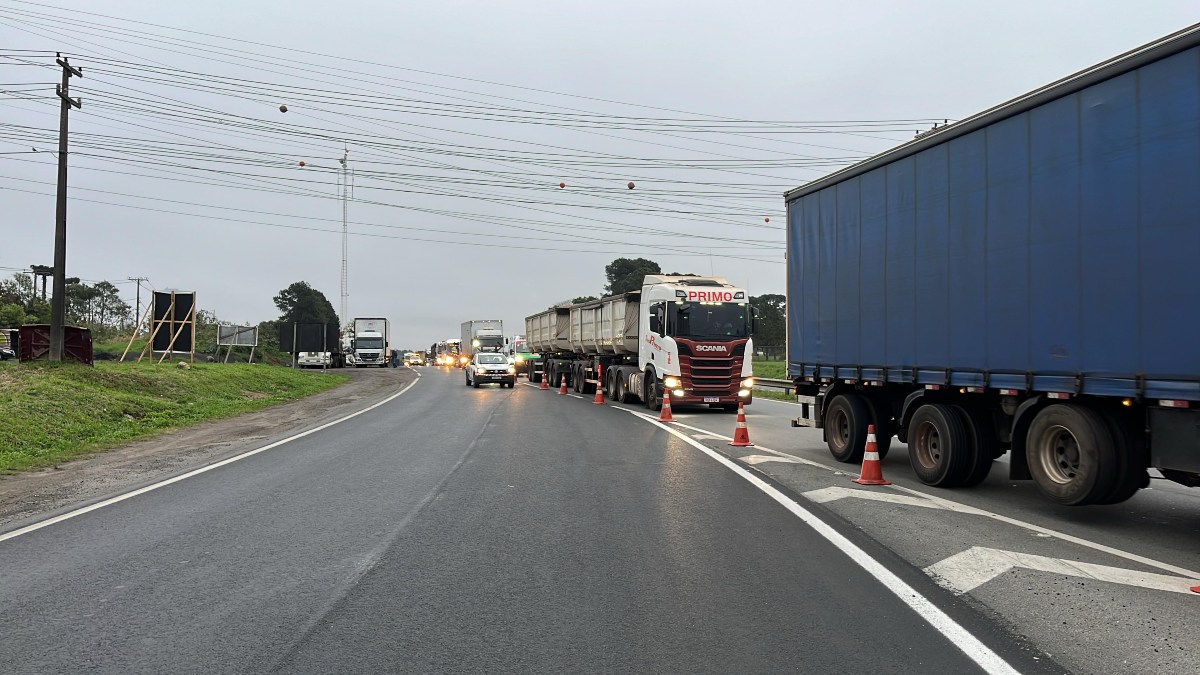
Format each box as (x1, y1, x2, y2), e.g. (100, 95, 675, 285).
(925, 547, 1200, 596)
(626, 410, 1019, 675)
(0, 378, 422, 544)
(690, 434, 728, 441)
(568, 394, 585, 399)
(635, 413, 1200, 583)
(805, 486, 961, 510)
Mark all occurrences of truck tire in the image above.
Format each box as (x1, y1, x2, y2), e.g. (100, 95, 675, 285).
(465, 372, 470, 386)
(614, 377, 627, 403)
(1093, 416, 1149, 505)
(572, 366, 583, 393)
(472, 373, 480, 388)
(953, 405, 997, 488)
(865, 398, 893, 460)
(907, 404, 972, 487)
(1025, 404, 1117, 505)
(645, 374, 662, 412)
(824, 394, 870, 463)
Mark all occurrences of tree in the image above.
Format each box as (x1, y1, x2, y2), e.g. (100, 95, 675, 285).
(273, 281, 338, 325)
(749, 294, 785, 346)
(572, 296, 598, 304)
(604, 257, 661, 295)
(0, 303, 26, 327)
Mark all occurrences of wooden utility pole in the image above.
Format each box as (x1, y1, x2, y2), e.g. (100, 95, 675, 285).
(49, 54, 82, 362)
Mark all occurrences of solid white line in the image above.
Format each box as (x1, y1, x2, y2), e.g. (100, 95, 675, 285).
(0, 378, 422, 544)
(628, 411, 1019, 675)
(567, 394, 585, 400)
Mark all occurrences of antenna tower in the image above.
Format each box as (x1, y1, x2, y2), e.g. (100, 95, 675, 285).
(338, 147, 350, 326)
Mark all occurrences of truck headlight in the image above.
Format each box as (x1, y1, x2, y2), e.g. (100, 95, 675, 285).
(738, 389, 751, 397)
(741, 377, 755, 388)
(664, 376, 680, 388)
(515, 355, 524, 363)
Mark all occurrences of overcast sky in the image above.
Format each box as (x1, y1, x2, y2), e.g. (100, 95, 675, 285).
(3, 1, 1197, 351)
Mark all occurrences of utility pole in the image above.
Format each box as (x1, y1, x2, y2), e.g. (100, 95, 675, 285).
(49, 54, 82, 362)
(127, 276, 147, 334)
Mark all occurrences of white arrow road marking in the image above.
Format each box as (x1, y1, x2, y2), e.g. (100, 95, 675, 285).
(805, 486, 970, 511)
(690, 433, 728, 441)
(925, 547, 1200, 596)
(742, 454, 807, 465)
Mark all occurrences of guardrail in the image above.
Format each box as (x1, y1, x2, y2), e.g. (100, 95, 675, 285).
(754, 377, 794, 393)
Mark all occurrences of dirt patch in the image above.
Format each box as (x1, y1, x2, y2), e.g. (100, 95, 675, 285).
(0, 366, 419, 532)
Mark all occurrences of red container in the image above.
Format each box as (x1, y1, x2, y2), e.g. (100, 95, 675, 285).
(18, 324, 94, 365)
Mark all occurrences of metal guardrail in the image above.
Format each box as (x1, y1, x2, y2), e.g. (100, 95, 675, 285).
(754, 377, 794, 393)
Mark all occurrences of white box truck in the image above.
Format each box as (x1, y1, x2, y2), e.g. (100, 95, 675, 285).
(352, 317, 390, 368)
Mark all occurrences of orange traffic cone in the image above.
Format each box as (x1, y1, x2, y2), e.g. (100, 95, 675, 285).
(592, 364, 605, 405)
(539, 370, 549, 390)
(558, 374, 568, 395)
(658, 390, 674, 422)
(853, 424, 891, 485)
(729, 402, 753, 447)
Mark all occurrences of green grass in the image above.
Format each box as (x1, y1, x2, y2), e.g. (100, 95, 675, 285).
(753, 388, 796, 402)
(0, 361, 348, 473)
(751, 359, 787, 380)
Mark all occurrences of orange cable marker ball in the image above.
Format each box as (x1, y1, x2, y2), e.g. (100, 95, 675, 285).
(764, 217, 770, 223)
(298, 161, 305, 167)
(559, 182, 566, 188)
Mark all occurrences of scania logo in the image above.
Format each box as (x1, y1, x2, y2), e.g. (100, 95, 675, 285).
(695, 345, 728, 352)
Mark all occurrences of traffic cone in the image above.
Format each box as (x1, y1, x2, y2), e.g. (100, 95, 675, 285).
(729, 402, 753, 447)
(539, 368, 549, 390)
(658, 390, 674, 422)
(558, 374, 568, 395)
(853, 424, 891, 485)
(592, 364, 605, 405)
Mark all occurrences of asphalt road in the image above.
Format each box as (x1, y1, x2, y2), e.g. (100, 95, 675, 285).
(650, 394, 1200, 675)
(0, 367, 1050, 674)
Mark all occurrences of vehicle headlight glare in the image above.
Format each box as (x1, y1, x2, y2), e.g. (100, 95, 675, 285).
(664, 376, 680, 388)
(741, 377, 754, 388)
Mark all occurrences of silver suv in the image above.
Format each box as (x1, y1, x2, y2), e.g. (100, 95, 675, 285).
(465, 352, 516, 388)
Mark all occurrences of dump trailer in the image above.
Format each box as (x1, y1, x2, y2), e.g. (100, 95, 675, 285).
(526, 275, 755, 411)
(787, 24, 1200, 505)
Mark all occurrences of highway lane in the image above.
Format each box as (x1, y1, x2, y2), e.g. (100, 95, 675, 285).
(0, 367, 1046, 674)
(641, 395, 1200, 675)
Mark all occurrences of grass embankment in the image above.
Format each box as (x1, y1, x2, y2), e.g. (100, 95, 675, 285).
(751, 360, 786, 380)
(0, 361, 348, 473)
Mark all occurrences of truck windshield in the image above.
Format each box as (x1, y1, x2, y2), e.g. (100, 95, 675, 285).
(513, 340, 527, 352)
(357, 338, 383, 350)
(476, 337, 504, 350)
(671, 302, 750, 339)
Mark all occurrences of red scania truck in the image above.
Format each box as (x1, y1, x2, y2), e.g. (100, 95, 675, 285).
(526, 275, 756, 411)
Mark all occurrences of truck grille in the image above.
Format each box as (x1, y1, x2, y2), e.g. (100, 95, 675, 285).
(676, 341, 746, 392)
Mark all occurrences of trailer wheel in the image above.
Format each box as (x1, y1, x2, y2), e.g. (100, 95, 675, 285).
(824, 394, 870, 463)
(614, 377, 628, 403)
(954, 405, 998, 488)
(1093, 416, 1149, 505)
(1026, 404, 1117, 505)
(907, 404, 972, 487)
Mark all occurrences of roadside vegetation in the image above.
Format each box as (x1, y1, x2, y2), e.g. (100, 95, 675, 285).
(0, 361, 347, 473)
(751, 359, 786, 380)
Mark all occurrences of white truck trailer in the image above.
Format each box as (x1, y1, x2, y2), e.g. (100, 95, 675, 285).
(351, 317, 390, 368)
(460, 320, 504, 359)
(526, 275, 755, 411)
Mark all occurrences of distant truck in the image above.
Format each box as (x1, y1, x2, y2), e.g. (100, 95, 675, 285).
(351, 317, 390, 368)
(461, 320, 504, 359)
(787, 25, 1200, 505)
(526, 275, 754, 410)
(507, 334, 536, 377)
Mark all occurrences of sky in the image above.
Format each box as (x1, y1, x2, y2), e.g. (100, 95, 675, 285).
(2, 0, 1197, 351)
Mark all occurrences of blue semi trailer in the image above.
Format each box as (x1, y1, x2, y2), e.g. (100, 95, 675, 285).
(787, 24, 1200, 505)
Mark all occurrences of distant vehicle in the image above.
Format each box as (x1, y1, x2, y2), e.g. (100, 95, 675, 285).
(526, 275, 754, 411)
(0, 346, 14, 361)
(507, 334, 536, 377)
(297, 351, 331, 368)
(351, 317, 390, 368)
(404, 352, 425, 366)
(465, 351, 516, 388)
(786, 27, 1200, 505)
(460, 320, 504, 361)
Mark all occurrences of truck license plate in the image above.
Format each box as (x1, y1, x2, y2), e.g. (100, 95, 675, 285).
(704, 397, 720, 403)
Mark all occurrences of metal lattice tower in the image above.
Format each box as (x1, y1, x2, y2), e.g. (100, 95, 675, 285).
(338, 147, 349, 326)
